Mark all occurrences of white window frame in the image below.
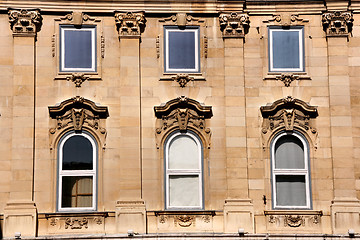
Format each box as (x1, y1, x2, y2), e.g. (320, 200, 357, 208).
(271, 131, 311, 209)
(164, 26, 200, 73)
(58, 131, 97, 212)
(60, 26, 96, 72)
(269, 27, 304, 72)
(165, 131, 203, 210)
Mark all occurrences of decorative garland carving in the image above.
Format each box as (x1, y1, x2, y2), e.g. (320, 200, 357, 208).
(260, 96, 318, 148)
(48, 96, 109, 149)
(154, 96, 213, 148)
(66, 73, 89, 88)
(276, 74, 300, 87)
(8, 8, 42, 35)
(322, 11, 353, 37)
(284, 215, 305, 227)
(65, 217, 88, 229)
(159, 13, 204, 26)
(174, 215, 195, 227)
(114, 11, 146, 38)
(263, 13, 309, 25)
(172, 74, 194, 88)
(219, 12, 250, 38)
(265, 211, 322, 229)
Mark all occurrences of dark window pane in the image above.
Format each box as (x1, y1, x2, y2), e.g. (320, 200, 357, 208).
(63, 135, 93, 170)
(64, 29, 93, 69)
(272, 30, 300, 69)
(276, 175, 306, 206)
(275, 135, 305, 169)
(168, 31, 196, 69)
(61, 176, 93, 208)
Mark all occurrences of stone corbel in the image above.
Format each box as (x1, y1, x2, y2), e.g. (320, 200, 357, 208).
(264, 74, 311, 87)
(263, 13, 309, 26)
(66, 73, 89, 88)
(219, 12, 250, 38)
(322, 11, 353, 37)
(159, 13, 205, 27)
(8, 8, 42, 36)
(260, 96, 318, 149)
(114, 11, 146, 38)
(154, 96, 213, 149)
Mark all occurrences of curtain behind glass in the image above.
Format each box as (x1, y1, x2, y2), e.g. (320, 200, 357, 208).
(169, 135, 199, 169)
(275, 135, 304, 169)
(276, 175, 306, 206)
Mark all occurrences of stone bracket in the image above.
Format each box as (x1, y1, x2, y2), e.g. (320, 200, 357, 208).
(322, 11, 353, 37)
(8, 8, 42, 36)
(114, 11, 146, 38)
(219, 12, 250, 38)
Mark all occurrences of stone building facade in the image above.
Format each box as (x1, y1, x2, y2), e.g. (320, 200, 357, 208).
(0, 0, 360, 239)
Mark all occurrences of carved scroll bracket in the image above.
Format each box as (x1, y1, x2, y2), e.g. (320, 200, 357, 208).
(260, 96, 318, 149)
(159, 13, 204, 27)
(66, 73, 89, 88)
(114, 11, 146, 38)
(48, 96, 109, 149)
(8, 8, 42, 36)
(263, 13, 309, 26)
(154, 96, 212, 149)
(219, 12, 250, 38)
(322, 11, 353, 37)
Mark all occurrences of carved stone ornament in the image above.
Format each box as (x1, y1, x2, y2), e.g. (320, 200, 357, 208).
(159, 13, 204, 27)
(59, 11, 99, 26)
(172, 74, 194, 88)
(67, 73, 89, 88)
(114, 11, 145, 38)
(284, 215, 305, 227)
(219, 12, 250, 38)
(48, 96, 109, 149)
(265, 211, 322, 229)
(174, 215, 195, 227)
(263, 13, 309, 26)
(65, 217, 88, 229)
(260, 96, 318, 148)
(276, 74, 300, 87)
(154, 96, 213, 148)
(8, 8, 42, 35)
(322, 11, 353, 37)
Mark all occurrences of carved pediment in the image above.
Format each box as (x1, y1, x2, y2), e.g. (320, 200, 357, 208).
(260, 96, 318, 148)
(322, 11, 353, 37)
(219, 12, 250, 38)
(48, 96, 109, 149)
(8, 8, 42, 35)
(114, 11, 146, 38)
(154, 96, 212, 148)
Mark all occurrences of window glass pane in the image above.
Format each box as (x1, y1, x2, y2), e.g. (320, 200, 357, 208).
(276, 175, 306, 207)
(63, 29, 93, 69)
(169, 135, 199, 169)
(168, 31, 196, 69)
(169, 175, 199, 207)
(275, 135, 304, 169)
(63, 135, 93, 170)
(272, 30, 300, 69)
(61, 176, 93, 208)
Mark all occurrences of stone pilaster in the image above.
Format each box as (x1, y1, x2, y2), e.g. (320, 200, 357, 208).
(322, 11, 360, 233)
(3, 8, 42, 238)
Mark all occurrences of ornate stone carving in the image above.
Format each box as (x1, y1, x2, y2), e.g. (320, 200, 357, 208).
(204, 36, 208, 58)
(174, 215, 195, 227)
(219, 12, 250, 38)
(154, 96, 213, 148)
(101, 36, 105, 58)
(276, 74, 300, 87)
(159, 215, 167, 224)
(66, 73, 89, 88)
(284, 215, 305, 227)
(260, 96, 318, 148)
(322, 11, 353, 37)
(8, 9, 42, 35)
(172, 74, 194, 88)
(65, 217, 88, 229)
(159, 13, 204, 27)
(263, 13, 309, 25)
(48, 96, 109, 149)
(58, 11, 99, 25)
(202, 215, 210, 223)
(114, 11, 145, 38)
(156, 35, 160, 58)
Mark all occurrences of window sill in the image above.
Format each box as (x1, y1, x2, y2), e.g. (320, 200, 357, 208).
(153, 210, 216, 216)
(160, 74, 205, 88)
(54, 72, 102, 87)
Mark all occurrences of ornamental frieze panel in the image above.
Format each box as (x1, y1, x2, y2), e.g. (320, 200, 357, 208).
(265, 211, 322, 230)
(322, 11, 353, 37)
(159, 13, 205, 27)
(263, 13, 309, 26)
(260, 96, 318, 149)
(219, 12, 250, 38)
(154, 96, 213, 148)
(57, 11, 100, 26)
(48, 96, 109, 149)
(114, 11, 145, 38)
(8, 8, 42, 35)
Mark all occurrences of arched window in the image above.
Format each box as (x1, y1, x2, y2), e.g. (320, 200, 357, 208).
(164, 131, 203, 210)
(271, 132, 311, 209)
(58, 131, 97, 211)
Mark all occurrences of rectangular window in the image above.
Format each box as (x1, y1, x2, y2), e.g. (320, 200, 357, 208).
(60, 25, 96, 72)
(164, 26, 200, 73)
(269, 26, 304, 72)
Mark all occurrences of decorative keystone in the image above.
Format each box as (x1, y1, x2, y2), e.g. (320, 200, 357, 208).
(172, 74, 194, 88)
(114, 11, 145, 38)
(322, 11, 353, 37)
(276, 74, 300, 87)
(219, 12, 250, 38)
(8, 8, 42, 35)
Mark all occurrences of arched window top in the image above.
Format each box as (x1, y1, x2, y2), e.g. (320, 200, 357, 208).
(274, 133, 305, 169)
